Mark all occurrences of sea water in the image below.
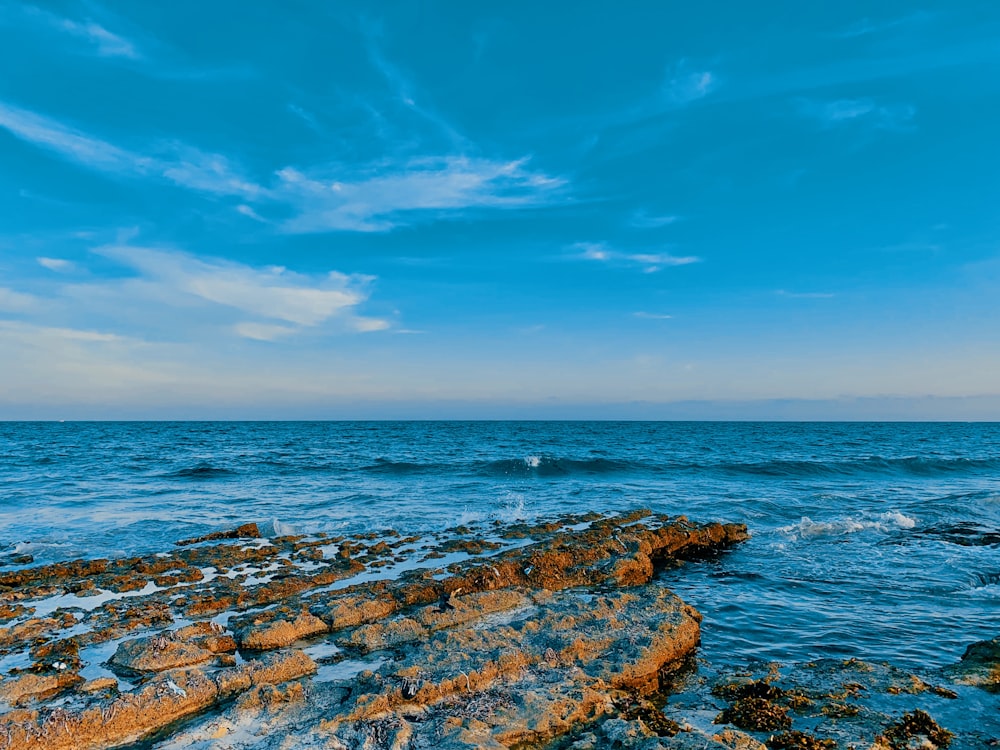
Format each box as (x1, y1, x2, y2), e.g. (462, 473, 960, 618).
(1, 421, 998, 674)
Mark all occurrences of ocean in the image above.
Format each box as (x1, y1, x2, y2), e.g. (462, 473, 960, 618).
(2, 421, 998, 677)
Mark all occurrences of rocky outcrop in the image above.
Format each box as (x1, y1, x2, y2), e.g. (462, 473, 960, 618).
(111, 634, 215, 673)
(0, 511, 750, 749)
(944, 636, 1000, 691)
(0, 650, 315, 750)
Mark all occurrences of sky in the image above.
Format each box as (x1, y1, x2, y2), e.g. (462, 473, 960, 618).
(1, 1, 999, 419)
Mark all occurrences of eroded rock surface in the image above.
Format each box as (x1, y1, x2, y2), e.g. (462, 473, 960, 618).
(0, 511, 748, 749)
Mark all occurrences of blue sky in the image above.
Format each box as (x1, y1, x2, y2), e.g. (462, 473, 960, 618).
(1, 1, 999, 419)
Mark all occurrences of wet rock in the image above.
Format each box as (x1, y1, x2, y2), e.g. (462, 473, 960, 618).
(174, 621, 237, 653)
(875, 709, 953, 750)
(79, 677, 117, 693)
(346, 589, 530, 652)
(0, 511, 754, 749)
(713, 680, 794, 732)
(175, 522, 263, 546)
(0, 604, 30, 622)
(766, 730, 836, 750)
(111, 632, 214, 673)
(232, 608, 328, 650)
(713, 728, 768, 750)
(0, 670, 81, 705)
(0, 650, 315, 750)
(945, 636, 1000, 691)
(315, 586, 700, 749)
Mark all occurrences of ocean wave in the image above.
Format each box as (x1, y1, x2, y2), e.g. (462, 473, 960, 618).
(717, 456, 1000, 479)
(164, 462, 236, 479)
(482, 456, 638, 477)
(360, 459, 450, 476)
(777, 511, 917, 539)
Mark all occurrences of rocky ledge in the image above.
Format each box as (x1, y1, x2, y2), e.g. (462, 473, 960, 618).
(0, 510, 748, 749)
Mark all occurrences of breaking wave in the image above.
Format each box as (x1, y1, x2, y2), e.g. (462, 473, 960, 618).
(777, 511, 918, 539)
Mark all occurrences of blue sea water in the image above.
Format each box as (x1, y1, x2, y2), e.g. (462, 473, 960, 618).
(1, 421, 998, 675)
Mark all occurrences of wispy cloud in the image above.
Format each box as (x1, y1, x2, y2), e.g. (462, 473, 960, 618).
(797, 98, 916, 131)
(363, 23, 468, 150)
(572, 242, 701, 273)
(58, 17, 138, 59)
(664, 60, 717, 105)
(633, 312, 673, 320)
(630, 210, 678, 229)
(834, 12, 936, 39)
(278, 156, 565, 233)
(0, 101, 262, 199)
(0, 287, 40, 312)
(0, 101, 144, 173)
(776, 290, 835, 299)
(10, 5, 140, 59)
(235, 204, 267, 222)
(233, 322, 298, 341)
(0, 100, 564, 233)
(96, 245, 386, 335)
(37, 257, 76, 272)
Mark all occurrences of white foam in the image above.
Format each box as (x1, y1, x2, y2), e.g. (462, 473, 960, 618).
(524, 455, 541, 468)
(266, 519, 298, 537)
(878, 511, 917, 529)
(777, 511, 916, 539)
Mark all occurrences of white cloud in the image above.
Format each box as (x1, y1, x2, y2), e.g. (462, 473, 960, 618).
(776, 289, 835, 299)
(0, 287, 39, 312)
(633, 312, 673, 320)
(0, 102, 144, 173)
(574, 242, 612, 261)
(0, 100, 563, 233)
(665, 61, 717, 105)
(277, 156, 565, 233)
(98, 245, 377, 328)
(798, 98, 916, 130)
(0, 101, 263, 199)
(59, 18, 138, 59)
(352, 317, 392, 333)
(630, 211, 678, 229)
(236, 204, 267, 222)
(572, 242, 701, 272)
(37, 257, 75, 272)
(234, 322, 298, 341)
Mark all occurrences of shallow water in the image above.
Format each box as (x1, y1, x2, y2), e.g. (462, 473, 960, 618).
(1, 421, 998, 673)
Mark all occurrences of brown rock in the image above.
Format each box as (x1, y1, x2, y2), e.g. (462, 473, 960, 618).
(945, 636, 1000, 691)
(175, 522, 262, 546)
(0, 671, 81, 705)
(111, 633, 214, 673)
(233, 610, 328, 650)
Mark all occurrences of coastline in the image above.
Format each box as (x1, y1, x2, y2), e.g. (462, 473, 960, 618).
(0, 511, 995, 749)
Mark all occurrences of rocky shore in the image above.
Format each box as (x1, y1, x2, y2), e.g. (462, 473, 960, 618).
(0, 511, 995, 749)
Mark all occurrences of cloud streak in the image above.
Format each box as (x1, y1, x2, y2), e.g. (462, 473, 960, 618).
(573, 242, 701, 273)
(278, 156, 565, 233)
(665, 62, 717, 105)
(0, 100, 564, 233)
(0, 101, 261, 199)
(797, 98, 916, 130)
(96, 245, 387, 335)
(37, 257, 76, 272)
(58, 17, 138, 59)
